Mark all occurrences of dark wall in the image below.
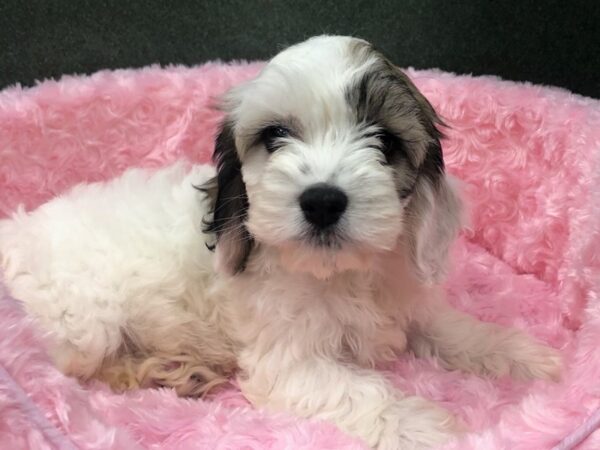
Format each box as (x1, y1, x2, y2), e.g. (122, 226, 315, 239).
(1, 0, 599, 98)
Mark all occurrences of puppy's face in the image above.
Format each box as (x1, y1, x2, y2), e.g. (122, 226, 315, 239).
(206, 36, 461, 281)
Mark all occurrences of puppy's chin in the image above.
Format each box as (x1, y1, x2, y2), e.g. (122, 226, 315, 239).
(276, 242, 375, 280)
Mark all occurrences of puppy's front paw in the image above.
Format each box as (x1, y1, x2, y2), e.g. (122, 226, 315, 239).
(377, 397, 461, 450)
(474, 333, 562, 382)
(508, 340, 562, 382)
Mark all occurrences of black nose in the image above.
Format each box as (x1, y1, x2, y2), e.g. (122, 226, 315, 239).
(299, 183, 348, 229)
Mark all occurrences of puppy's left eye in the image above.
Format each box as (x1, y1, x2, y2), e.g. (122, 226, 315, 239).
(377, 131, 398, 158)
(261, 126, 290, 153)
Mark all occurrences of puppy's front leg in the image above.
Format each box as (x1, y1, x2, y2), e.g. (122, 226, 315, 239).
(238, 349, 458, 450)
(409, 296, 562, 381)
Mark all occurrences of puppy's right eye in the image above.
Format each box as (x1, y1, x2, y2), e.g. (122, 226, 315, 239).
(261, 126, 290, 153)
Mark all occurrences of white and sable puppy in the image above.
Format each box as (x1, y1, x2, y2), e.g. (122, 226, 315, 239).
(0, 36, 561, 449)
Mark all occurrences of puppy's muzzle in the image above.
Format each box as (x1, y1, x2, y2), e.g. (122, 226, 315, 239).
(299, 183, 348, 229)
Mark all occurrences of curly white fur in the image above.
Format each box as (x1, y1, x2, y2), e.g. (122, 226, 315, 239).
(0, 36, 561, 449)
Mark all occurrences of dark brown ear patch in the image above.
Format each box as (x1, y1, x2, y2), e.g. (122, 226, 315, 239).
(200, 122, 254, 274)
(345, 50, 446, 193)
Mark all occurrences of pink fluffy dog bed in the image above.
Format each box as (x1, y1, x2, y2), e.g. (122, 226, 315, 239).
(1, 62, 600, 450)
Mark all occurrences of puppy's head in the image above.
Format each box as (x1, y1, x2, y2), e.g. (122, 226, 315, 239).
(204, 35, 461, 282)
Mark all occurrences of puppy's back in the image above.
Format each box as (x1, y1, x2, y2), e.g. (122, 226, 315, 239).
(0, 162, 217, 377)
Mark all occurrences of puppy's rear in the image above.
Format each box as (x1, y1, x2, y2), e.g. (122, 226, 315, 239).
(0, 163, 236, 395)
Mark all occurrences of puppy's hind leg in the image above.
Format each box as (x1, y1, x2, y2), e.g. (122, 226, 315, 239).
(96, 352, 231, 396)
(408, 297, 562, 381)
(96, 308, 238, 397)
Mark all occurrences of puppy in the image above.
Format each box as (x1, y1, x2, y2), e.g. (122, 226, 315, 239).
(0, 35, 561, 449)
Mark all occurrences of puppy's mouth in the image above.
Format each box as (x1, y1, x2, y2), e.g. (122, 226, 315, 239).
(302, 227, 345, 250)
(279, 228, 373, 279)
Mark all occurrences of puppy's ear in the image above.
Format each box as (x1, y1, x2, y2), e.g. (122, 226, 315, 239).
(202, 121, 254, 275)
(397, 73, 462, 284)
(404, 170, 462, 285)
(378, 66, 463, 284)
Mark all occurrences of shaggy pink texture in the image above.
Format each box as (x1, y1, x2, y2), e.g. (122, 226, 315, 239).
(0, 62, 599, 449)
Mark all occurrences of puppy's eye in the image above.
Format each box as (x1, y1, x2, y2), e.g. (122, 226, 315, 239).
(377, 131, 396, 155)
(261, 125, 290, 153)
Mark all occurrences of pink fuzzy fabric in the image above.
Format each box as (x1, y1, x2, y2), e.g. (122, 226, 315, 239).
(0, 62, 599, 449)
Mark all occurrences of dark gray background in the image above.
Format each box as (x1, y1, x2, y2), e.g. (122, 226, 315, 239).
(1, 0, 599, 98)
